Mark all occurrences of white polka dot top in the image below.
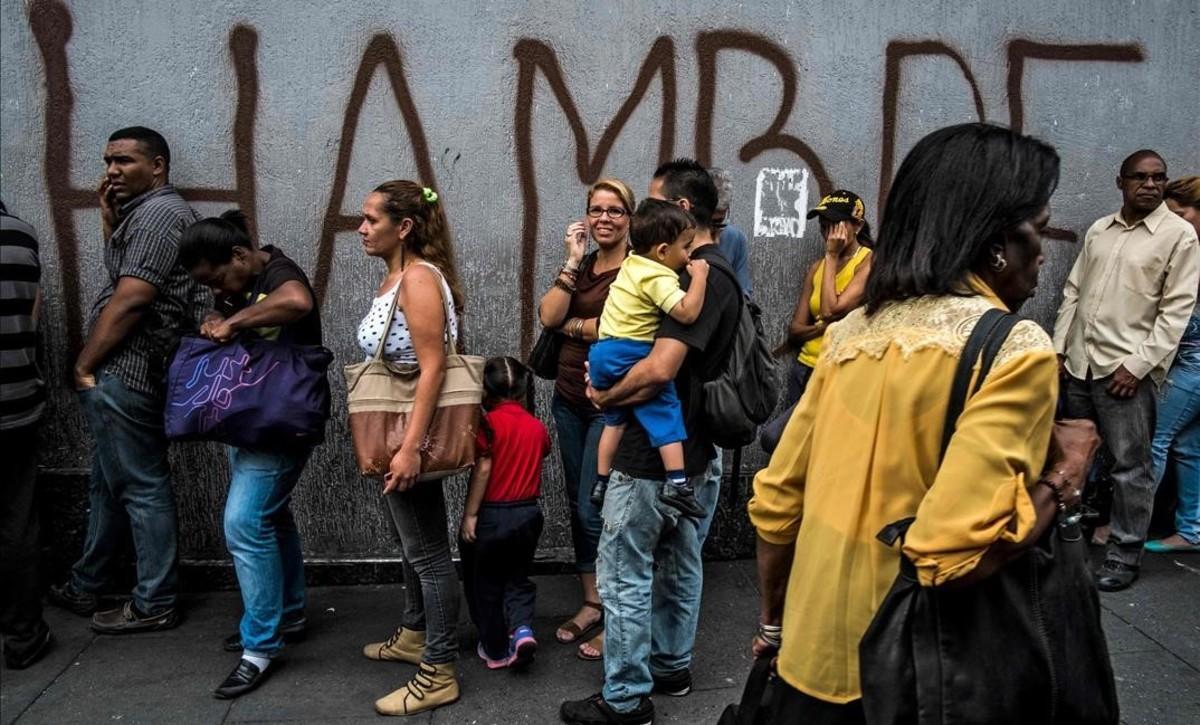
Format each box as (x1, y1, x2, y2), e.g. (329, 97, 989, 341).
(357, 263, 460, 364)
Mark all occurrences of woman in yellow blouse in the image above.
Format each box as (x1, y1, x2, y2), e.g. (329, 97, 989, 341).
(749, 124, 1088, 723)
(782, 191, 873, 407)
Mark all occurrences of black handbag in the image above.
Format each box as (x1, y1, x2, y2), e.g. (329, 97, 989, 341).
(718, 656, 776, 725)
(528, 326, 562, 380)
(528, 251, 600, 380)
(858, 308, 1119, 724)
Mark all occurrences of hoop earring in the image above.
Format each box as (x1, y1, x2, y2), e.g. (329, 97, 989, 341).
(990, 254, 1008, 273)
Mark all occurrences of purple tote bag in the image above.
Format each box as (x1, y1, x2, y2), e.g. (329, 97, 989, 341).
(164, 335, 333, 449)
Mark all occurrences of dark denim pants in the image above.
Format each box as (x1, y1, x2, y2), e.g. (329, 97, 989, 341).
(459, 500, 543, 660)
(224, 445, 312, 656)
(72, 371, 178, 614)
(1064, 373, 1156, 567)
(551, 393, 605, 573)
(385, 482, 460, 664)
(0, 424, 48, 655)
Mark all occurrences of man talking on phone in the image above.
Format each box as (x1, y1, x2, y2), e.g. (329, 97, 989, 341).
(48, 127, 205, 633)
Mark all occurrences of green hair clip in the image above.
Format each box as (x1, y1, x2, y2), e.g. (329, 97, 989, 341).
(421, 187, 438, 204)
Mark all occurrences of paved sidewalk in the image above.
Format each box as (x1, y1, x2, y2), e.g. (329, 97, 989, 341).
(2, 557, 1198, 724)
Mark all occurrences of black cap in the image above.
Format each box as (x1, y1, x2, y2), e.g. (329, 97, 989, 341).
(807, 190, 866, 223)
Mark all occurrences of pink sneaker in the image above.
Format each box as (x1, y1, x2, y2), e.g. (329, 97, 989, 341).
(477, 642, 513, 670)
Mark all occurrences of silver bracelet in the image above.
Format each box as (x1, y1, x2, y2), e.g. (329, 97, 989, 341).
(757, 623, 782, 648)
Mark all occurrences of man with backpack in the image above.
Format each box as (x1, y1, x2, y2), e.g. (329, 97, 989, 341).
(559, 159, 756, 725)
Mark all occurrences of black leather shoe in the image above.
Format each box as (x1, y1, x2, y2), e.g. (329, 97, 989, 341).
(1095, 560, 1139, 592)
(47, 581, 99, 617)
(4, 624, 53, 670)
(222, 617, 308, 652)
(213, 658, 275, 699)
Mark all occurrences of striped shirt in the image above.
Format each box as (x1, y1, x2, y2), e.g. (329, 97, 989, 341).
(87, 185, 205, 396)
(1, 208, 45, 429)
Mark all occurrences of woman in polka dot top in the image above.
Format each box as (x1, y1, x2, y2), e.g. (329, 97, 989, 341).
(355, 180, 468, 716)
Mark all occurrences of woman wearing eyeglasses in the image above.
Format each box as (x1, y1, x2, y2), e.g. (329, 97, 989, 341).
(538, 178, 634, 661)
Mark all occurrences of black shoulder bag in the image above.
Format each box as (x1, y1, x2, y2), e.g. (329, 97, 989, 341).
(718, 655, 776, 725)
(858, 308, 1118, 725)
(528, 252, 598, 380)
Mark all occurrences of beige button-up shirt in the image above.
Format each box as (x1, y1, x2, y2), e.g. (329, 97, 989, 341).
(1053, 202, 1200, 385)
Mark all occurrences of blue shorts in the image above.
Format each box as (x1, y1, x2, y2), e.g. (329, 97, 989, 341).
(587, 338, 687, 448)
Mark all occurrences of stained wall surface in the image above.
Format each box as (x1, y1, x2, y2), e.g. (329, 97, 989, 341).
(2, 0, 1198, 565)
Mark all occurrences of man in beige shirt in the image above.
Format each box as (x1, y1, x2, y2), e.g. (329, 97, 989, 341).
(1054, 149, 1200, 592)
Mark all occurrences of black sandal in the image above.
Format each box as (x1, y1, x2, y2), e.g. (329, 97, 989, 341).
(556, 601, 604, 644)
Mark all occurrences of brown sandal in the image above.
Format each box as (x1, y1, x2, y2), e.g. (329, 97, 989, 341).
(576, 631, 604, 661)
(555, 601, 604, 644)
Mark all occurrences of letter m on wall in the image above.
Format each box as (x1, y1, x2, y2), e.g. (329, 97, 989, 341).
(512, 37, 677, 354)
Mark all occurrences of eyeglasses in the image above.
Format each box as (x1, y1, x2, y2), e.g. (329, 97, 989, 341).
(587, 206, 628, 219)
(1122, 172, 1168, 185)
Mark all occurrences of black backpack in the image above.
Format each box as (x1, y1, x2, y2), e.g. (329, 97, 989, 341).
(701, 256, 781, 448)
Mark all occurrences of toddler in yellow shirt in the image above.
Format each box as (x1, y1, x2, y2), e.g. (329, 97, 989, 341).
(588, 199, 709, 517)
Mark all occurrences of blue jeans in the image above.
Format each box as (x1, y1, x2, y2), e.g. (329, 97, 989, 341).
(1151, 363, 1200, 543)
(597, 453, 721, 712)
(72, 371, 178, 614)
(551, 394, 605, 572)
(225, 446, 312, 655)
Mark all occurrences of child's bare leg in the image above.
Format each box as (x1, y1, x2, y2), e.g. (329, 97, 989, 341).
(591, 423, 626, 505)
(658, 441, 684, 472)
(596, 423, 626, 477)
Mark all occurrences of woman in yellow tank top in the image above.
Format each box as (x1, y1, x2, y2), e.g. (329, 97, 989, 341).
(782, 190, 873, 406)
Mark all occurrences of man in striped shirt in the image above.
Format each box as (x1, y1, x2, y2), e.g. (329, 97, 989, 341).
(1, 200, 52, 669)
(47, 127, 204, 634)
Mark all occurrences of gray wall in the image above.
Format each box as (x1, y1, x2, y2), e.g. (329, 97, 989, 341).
(2, 0, 1198, 566)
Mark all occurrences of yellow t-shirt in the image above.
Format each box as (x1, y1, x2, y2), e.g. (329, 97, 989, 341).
(797, 246, 871, 368)
(749, 278, 1056, 704)
(598, 254, 686, 342)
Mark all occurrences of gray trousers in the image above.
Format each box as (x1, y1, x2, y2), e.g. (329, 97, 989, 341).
(1063, 373, 1157, 567)
(384, 482, 460, 664)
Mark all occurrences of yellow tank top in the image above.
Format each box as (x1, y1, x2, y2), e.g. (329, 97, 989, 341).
(797, 246, 871, 368)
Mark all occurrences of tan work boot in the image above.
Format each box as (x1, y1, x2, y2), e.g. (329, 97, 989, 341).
(374, 661, 459, 716)
(363, 627, 426, 664)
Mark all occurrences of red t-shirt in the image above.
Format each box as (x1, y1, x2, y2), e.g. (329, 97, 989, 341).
(475, 401, 551, 502)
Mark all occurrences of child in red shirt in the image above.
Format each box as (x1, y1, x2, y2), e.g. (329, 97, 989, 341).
(459, 357, 551, 669)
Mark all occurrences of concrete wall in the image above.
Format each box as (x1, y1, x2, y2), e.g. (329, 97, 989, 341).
(2, 0, 1198, 570)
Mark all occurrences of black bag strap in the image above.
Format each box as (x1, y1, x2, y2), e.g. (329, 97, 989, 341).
(939, 308, 1021, 460)
(877, 307, 1020, 547)
(703, 251, 747, 368)
(736, 656, 775, 725)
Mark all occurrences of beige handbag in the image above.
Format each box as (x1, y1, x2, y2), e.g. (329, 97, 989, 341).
(344, 264, 484, 480)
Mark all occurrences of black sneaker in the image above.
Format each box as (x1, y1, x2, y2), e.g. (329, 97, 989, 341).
(222, 616, 308, 652)
(651, 667, 692, 697)
(47, 581, 99, 617)
(560, 693, 654, 725)
(4, 623, 53, 670)
(590, 479, 608, 507)
(658, 482, 706, 519)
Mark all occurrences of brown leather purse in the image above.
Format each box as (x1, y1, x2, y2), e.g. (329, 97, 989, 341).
(344, 264, 484, 480)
